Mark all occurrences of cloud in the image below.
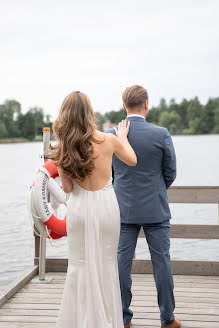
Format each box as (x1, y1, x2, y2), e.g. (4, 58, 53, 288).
(0, 0, 218, 119)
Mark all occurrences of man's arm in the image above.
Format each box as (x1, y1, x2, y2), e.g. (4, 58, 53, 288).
(162, 128, 176, 189)
(105, 127, 116, 135)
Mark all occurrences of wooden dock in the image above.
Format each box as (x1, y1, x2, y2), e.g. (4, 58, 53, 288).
(0, 271, 219, 327)
(1, 185, 219, 327)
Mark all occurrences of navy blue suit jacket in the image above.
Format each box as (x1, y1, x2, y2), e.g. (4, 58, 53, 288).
(106, 116, 176, 224)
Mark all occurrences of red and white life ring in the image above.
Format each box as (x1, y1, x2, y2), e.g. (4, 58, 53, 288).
(31, 159, 67, 238)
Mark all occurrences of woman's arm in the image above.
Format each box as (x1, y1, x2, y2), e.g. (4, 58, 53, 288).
(57, 166, 73, 193)
(111, 120, 137, 166)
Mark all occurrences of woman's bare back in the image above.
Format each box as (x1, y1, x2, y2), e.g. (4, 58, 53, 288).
(73, 130, 114, 191)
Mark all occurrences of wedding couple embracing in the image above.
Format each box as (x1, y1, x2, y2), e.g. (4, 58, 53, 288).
(51, 85, 180, 328)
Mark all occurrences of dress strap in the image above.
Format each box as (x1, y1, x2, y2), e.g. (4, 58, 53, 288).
(72, 175, 112, 192)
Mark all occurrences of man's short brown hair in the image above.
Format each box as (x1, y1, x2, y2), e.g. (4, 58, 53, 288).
(122, 85, 148, 109)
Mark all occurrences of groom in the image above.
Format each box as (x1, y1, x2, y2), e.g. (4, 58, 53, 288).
(106, 85, 180, 328)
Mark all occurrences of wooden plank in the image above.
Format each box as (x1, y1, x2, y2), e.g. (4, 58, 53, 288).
(0, 315, 56, 322)
(48, 278, 66, 283)
(46, 272, 66, 276)
(131, 281, 219, 287)
(131, 285, 219, 294)
(130, 312, 219, 321)
(131, 273, 219, 281)
(131, 300, 218, 309)
(168, 186, 219, 203)
(34, 258, 68, 273)
(132, 260, 219, 276)
(4, 299, 217, 310)
(20, 286, 219, 297)
(36, 277, 214, 289)
(131, 295, 219, 303)
(35, 258, 219, 275)
(11, 292, 219, 304)
(132, 290, 219, 298)
(48, 276, 219, 285)
(8, 298, 61, 304)
(132, 281, 219, 289)
(2, 309, 218, 323)
(131, 273, 219, 279)
(0, 266, 38, 308)
(10, 295, 219, 306)
(2, 303, 60, 310)
(130, 306, 219, 315)
(57, 271, 219, 279)
(14, 293, 62, 299)
(0, 309, 57, 316)
(139, 224, 219, 239)
(20, 288, 63, 294)
(47, 275, 219, 284)
(132, 319, 219, 327)
(25, 284, 65, 289)
(0, 324, 54, 328)
(0, 323, 217, 328)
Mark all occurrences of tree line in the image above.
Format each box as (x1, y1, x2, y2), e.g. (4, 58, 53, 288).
(0, 100, 52, 140)
(96, 97, 219, 135)
(0, 97, 219, 140)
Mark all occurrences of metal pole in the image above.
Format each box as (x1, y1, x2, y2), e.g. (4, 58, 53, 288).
(39, 235, 46, 280)
(39, 127, 50, 280)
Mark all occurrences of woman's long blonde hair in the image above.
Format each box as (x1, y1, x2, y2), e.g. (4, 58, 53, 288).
(49, 91, 102, 181)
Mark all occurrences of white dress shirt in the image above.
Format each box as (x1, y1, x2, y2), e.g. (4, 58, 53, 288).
(126, 114, 145, 119)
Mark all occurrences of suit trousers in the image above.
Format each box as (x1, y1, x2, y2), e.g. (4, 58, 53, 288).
(118, 220, 175, 327)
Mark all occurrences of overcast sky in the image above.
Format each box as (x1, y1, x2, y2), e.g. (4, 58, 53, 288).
(0, 0, 218, 120)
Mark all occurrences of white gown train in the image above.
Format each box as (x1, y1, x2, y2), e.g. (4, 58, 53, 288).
(56, 177, 123, 328)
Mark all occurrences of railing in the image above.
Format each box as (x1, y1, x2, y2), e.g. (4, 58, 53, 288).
(34, 186, 219, 277)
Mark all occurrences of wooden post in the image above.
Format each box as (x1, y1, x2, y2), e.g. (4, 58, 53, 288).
(39, 127, 50, 280)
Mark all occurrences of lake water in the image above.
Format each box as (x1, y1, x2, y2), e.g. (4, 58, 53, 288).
(0, 135, 219, 291)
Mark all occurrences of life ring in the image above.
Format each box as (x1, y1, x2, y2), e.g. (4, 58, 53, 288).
(31, 159, 67, 238)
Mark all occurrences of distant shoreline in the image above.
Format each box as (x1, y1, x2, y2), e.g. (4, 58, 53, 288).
(0, 133, 218, 144)
(0, 136, 43, 144)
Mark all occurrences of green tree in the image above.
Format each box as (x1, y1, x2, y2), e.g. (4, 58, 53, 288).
(185, 97, 202, 134)
(18, 112, 35, 140)
(187, 97, 202, 121)
(212, 105, 219, 133)
(0, 100, 22, 137)
(29, 107, 45, 135)
(160, 98, 168, 112)
(0, 121, 8, 138)
(176, 99, 189, 130)
(168, 98, 177, 112)
(147, 98, 167, 125)
(147, 106, 161, 124)
(7, 120, 21, 137)
(200, 99, 216, 134)
(104, 108, 126, 124)
(159, 111, 181, 135)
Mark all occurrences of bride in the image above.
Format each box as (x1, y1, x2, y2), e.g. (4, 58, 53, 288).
(49, 90, 137, 328)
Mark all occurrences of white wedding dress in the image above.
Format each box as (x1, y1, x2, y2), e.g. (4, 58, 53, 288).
(56, 176, 123, 328)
